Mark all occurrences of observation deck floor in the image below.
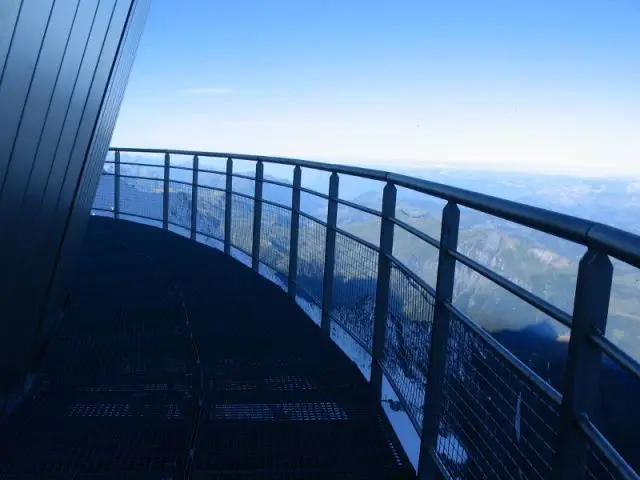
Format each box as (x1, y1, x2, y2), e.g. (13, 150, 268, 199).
(0, 217, 412, 479)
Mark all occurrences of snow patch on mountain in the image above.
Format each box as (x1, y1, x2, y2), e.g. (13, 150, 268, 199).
(528, 247, 570, 268)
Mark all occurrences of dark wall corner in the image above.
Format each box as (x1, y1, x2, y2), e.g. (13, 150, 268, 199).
(0, 0, 150, 408)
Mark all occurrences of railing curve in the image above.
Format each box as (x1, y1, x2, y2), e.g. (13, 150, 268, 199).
(90, 147, 640, 480)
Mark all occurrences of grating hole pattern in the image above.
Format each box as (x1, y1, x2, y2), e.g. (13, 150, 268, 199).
(79, 384, 169, 392)
(69, 404, 131, 417)
(214, 380, 258, 392)
(265, 376, 316, 392)
(213, 402, 349, 422)
(211, 376, 317, 393)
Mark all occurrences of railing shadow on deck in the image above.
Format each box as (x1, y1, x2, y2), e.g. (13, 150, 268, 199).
(91, 147, 640, 480)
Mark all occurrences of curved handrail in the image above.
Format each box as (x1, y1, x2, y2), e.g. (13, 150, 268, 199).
(92, 147, 640, 480)
(110, 147, 640, 269)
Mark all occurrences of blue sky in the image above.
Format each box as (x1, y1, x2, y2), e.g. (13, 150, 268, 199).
(113, 0, 640, 174)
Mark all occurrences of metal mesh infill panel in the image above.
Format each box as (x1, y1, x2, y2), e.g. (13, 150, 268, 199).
(296, 216, 326, 306)
(119, 177, 164, 220)
(168, 180, 192, 229)
(93, 174, 114, 211)
(383, 264, 435, 430)
(197, 186, 225, 241)
(331, 232, 378, 351)
(587, 436, 626, 480)
(230, 193, 254, 254)
(437, 314, 560, 480)
(260, 202, 291, 277)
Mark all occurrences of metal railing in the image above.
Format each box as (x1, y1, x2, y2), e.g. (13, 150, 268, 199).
(91, 147, 640, 480)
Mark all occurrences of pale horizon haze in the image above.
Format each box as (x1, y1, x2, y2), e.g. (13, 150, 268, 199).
(112, 1, 640, 176)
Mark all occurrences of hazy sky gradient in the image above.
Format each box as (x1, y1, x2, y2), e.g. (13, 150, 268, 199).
(113, 0, 640, 174)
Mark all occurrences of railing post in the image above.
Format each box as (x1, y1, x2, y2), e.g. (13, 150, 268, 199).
(114, 150, 120, 219)
(190, 155, 199, 240)
(288, 166, 301, 297)
(224, 157, 233, 255)
(163, 152, 170, 230)
(552, 249, 613, 480)
(252, 161, 264, 272)
(418, 201, 460, 480)
(321, 172, 339, 335)
(371, 181, 397, 402)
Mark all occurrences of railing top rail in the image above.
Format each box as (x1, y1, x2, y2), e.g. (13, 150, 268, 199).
(109, 147, 640, 268)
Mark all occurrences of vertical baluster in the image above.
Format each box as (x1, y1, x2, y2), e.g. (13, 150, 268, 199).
(371, 181, 397, 402)
(418, 201, 460, 479)
(252, 161, 264, 272)
(163, 152, 170, 230)
(552, 249, 613, 480)
(321, 172, 339, 335)
(224, 157, 233, 255)
(114, 150, 120, 219)
(190, 155, 198, 240)
(289, 166, 301, 297)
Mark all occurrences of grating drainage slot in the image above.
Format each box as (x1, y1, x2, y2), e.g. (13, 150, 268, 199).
(213, 402, 349, 421)
(69, 404, 131, 417)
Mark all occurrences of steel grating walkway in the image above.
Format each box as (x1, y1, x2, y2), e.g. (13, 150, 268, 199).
(0, 217, 413, 479)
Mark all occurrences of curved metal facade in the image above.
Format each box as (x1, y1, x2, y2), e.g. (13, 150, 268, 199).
(0, 0, 150, 409)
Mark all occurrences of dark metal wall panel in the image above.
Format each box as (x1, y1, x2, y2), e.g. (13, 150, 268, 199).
(0, 0, 149, 406)
(42, 0, 151, 343)
(0, 0, 56, 185)
(19, 0, 103, 218)
(0, 0, 80, 227)
(0, 1, 23, 74)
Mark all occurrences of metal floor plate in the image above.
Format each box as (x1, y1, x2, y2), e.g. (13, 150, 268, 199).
(0, 217, 413, 479)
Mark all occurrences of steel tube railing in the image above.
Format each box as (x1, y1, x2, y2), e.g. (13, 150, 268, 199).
(110, 147, 640, 269)
(321, 173, 339, 335)
(371, 182, 396, 401)
(252, 160, 264, 272)
(162, 153, 170, 230)
(554, 250, 613, 479)
(448, 248, 573, 328)
(113, 151, 120, 219)
(578, 414, 639, 480)
(95, 148, 640, 480)
(190, 154, 198, 240)
(288, 166, 302, 297)
(590, 333, 640, 383)
(420, 201, 460, 479)
(447, 302, 563, 406)
(224, 158, 232, 255)
(337, 197, 383, 217)
(391, 217, 440, 250)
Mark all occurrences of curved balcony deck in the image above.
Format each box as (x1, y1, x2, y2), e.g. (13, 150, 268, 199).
(0, 217, 412, 479)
